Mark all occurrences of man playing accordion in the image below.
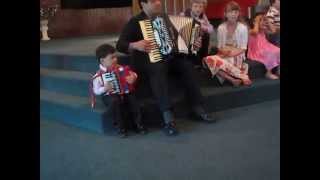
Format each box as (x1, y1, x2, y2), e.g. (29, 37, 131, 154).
(116, 0, 216, 136)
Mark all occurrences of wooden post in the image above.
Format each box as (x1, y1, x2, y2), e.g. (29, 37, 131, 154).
(163, 0, 167, 14)
(174, 0, 177, 15)
(132, 0, 141, 16)
(183, 0, 185, 12)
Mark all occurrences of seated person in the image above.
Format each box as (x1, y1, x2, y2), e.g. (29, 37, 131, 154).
(265, 0, 280, 47)
(180, 0, 214, 69)
(247, 13, 280, 79)
(90, 44, 147, 138)
(116, 0, 216, 136)
(204, 1, 252, 87)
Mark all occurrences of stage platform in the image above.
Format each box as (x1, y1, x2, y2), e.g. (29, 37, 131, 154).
(40, 35, 280, 134)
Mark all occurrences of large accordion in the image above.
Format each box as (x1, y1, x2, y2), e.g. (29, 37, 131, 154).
(139, 15, 201, 63)
(102, 65, 134, 95)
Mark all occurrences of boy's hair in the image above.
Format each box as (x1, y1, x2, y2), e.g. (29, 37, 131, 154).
(95, 44, 115, 64)
(190, 0, 207, 8)
(190, 0, 207, 5)
(138, 0, 148, 9)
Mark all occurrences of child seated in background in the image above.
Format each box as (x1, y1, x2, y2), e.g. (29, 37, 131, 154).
(265, 0, 280, 47)
(90, 44, 147, 138)
(247, 13, 280, 79)
(180, 0, 214, 69)
(204, 1, 252, 87)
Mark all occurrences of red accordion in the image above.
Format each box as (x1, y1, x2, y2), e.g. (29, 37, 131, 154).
(102, 64, 136, 95)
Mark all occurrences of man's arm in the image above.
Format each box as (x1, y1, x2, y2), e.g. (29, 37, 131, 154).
(116, 19, 137, 54)
(116, 18, 152, 54)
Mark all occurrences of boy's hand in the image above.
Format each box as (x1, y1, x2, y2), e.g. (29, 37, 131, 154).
(125, 72, 137, 84)
(104, 82, 114, 92)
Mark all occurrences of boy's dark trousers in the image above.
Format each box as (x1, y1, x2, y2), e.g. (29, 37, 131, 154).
(102, 93, 142, 130)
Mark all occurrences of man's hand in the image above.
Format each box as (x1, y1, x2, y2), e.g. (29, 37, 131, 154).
(125, 72, 137, 84)
(129, 40, 153, 53)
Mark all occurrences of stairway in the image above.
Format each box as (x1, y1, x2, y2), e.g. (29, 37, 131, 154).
(40, 53, 280, 134)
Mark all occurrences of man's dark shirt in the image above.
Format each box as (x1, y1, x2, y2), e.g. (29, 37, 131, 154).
(116, 11, 150, 68)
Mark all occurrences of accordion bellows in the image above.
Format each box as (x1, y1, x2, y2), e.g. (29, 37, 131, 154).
(139, 15, 201, 63)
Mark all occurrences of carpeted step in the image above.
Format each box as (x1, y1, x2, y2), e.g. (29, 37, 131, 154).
(41, 54, 268, 79)
(40, 77, 279, 134)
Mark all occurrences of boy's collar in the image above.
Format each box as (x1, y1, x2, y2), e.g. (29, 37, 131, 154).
(99, 64, 107, 72)
(100, 63, 120, 72)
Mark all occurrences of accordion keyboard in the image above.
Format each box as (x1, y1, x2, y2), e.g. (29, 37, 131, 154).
(102, 72, 121, 95)
(139, 20, 163, 63)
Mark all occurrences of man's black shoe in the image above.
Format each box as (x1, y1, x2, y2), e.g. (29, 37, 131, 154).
(193, 112, 216, 123)
(192, 106, 216, 123)
(163, 122, 178, 136)
(136, 124, 148, 135)
(118, 129, 128, 138)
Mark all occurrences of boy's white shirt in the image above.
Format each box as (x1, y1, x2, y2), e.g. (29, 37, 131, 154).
(92, 64, 108, 96)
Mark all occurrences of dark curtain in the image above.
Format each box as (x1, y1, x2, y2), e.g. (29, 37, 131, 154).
(61, 0, 132, 9)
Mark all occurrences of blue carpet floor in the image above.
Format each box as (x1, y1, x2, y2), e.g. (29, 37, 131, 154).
(40, 100, 280, 180)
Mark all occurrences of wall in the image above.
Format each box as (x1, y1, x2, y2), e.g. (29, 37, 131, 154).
(41, 0, 257, 38)
(41, 0, 132, 38)
(206, 0, 257, 19)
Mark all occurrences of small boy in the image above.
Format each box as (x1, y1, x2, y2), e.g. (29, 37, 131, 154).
(180, 0, 214, 69)
(90, 44, 147, 138)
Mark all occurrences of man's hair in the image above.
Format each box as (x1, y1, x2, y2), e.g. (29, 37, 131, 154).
(269, 0, 276, 5)
(95, 44, 115, 63)
(138, 0, 148, 9)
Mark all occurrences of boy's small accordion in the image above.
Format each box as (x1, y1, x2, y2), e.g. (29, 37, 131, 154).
(102, 66, 134, 95)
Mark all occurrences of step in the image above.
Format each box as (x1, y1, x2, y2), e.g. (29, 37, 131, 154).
(40, 78, 279, 134)
(40, 54, 130, 73)
(40, 89, 108, 134)
(40, 67, 213, 98)
(40, 60, 269, 99)
(40, 68, 92, 97)
(41, 53, 267, 79)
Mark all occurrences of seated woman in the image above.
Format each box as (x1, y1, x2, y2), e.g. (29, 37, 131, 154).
(204, 1, 252, 86)
(247, 13, 280, 79)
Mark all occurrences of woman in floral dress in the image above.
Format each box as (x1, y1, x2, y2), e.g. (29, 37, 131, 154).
(204, 1, 252, 86)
